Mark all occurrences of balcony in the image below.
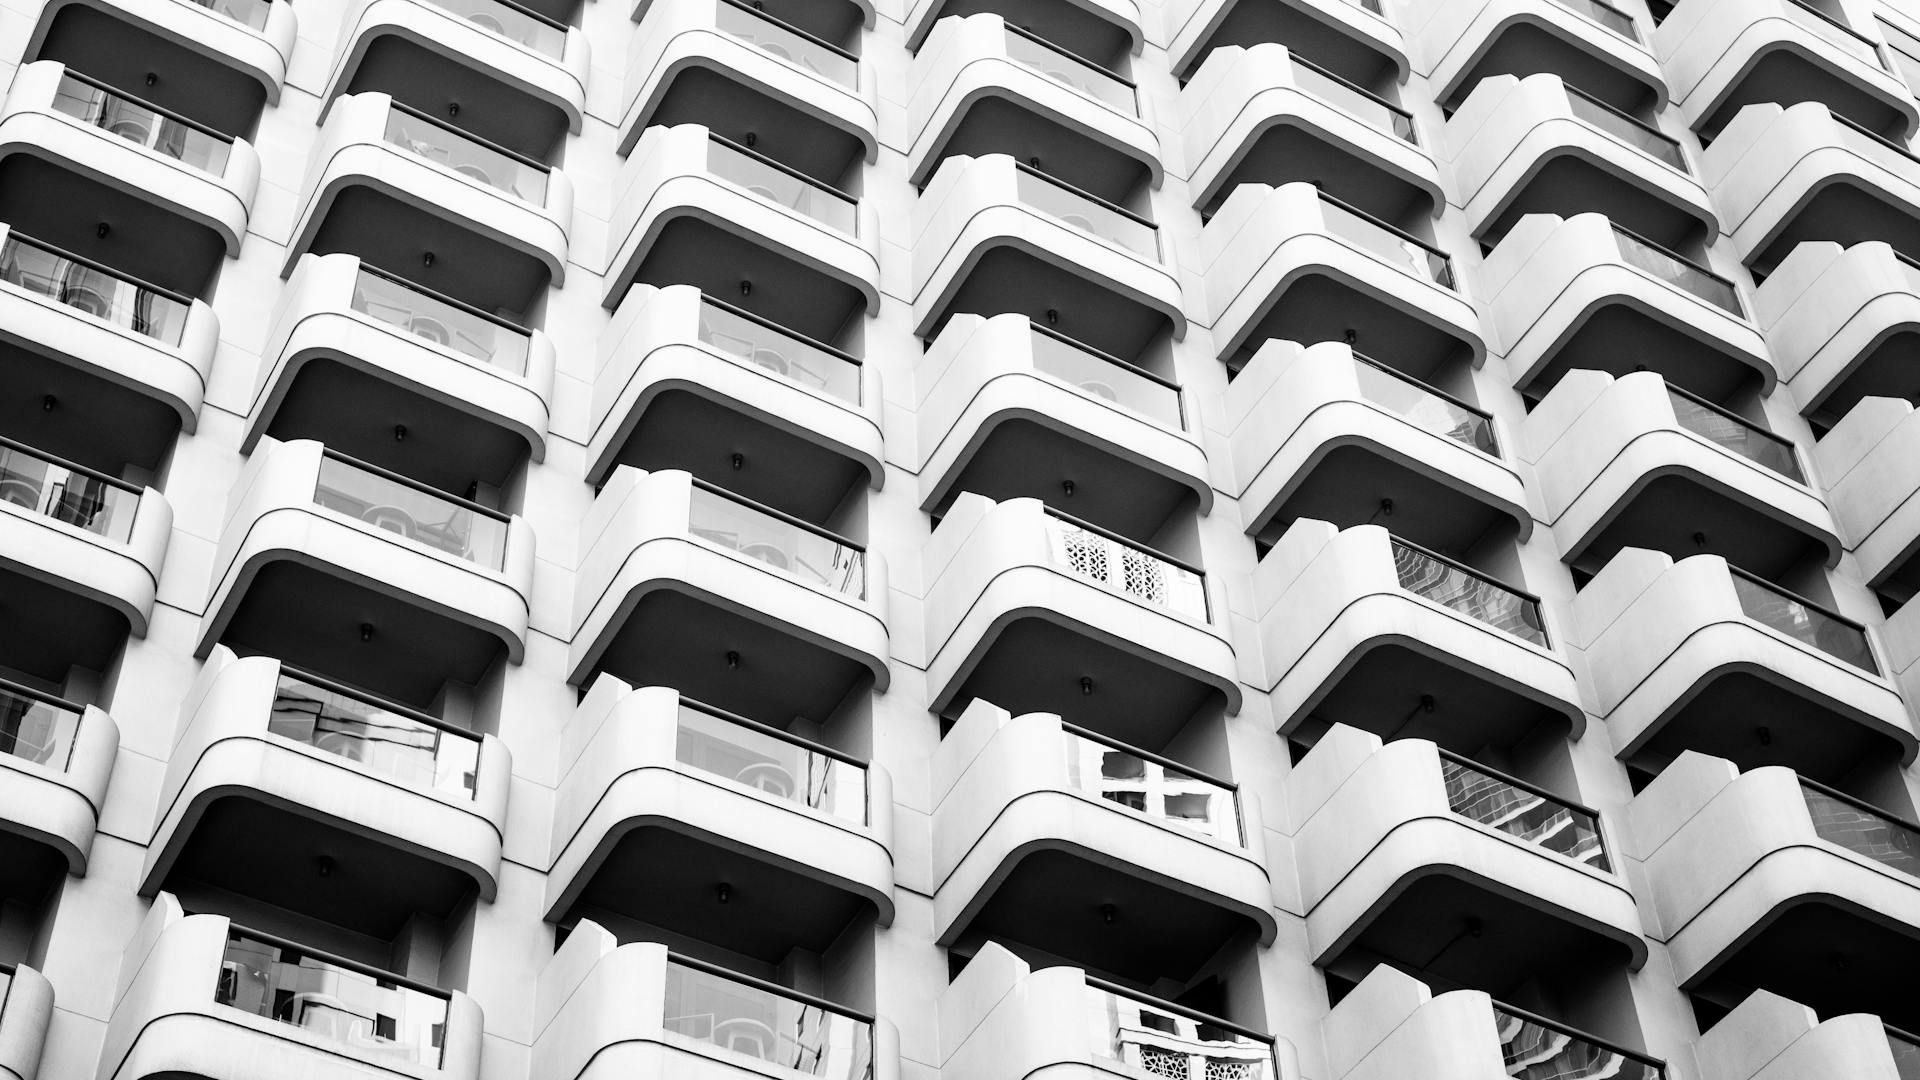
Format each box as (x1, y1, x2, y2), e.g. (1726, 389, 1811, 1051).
(1694, 989, 1920, 1080)
(1202, 182, 1482, 374)
(104, 894, 482, 1080)
(1222, 339, 1529, 559)
(906, 0, 1140, 58)
(1630, 751, 1920, 1031)
(568, 467, 886, 724)
(588, 284, 880, 521)
(915, 313, 1206, 539)
(920, 494, 1237, 748)
(1577, 548, 1911, 780)
(0, 964, 51, 1080)
(1482, 212, 1769, 401)
(1654, 0, 1918, 138)
(1253, 519, 1581, 751)
(1705, 101, 1920, 273)
(1179, 43, 1439, 220)
(1167, 0, 1408, 90)
(544, 678, 891, 953)
(196, 439, 533, 710)
(1814, 398, 1920, 604)
(535, 926, 892, 1080)
(1757, 240, 1920, 428)
(604, 124, 876, 350)
(1404, 0, 1666, 115)
(930, 700, 1273, 981)
(0, 675, 117, 876)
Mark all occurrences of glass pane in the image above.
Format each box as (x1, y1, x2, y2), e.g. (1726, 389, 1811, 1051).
(269, 673, 479, 797)
(0, 685, 81, 771)
(350, 270, 530, 376)
(187, 0, 271, 30)
(1441, 757, 1608, 871)
(419, 0, 565, 57)
(697, 301, 861, 403)
(313, 455, 509, 570)
(0, 236, 190, 344)
(1666, 390, 1803, 481)
(217, 931, 448, 1067)
(1803, 786, 1920, 879)
(1784, 0, 1882, 66)
(1392, 541, 1547, 646)
(715, 0, 857, 87)
(687, 485, 865, 596)
(1549, 0, 1639, 40)
(383, 110, 548, 205)
(1319, 198, 1454, 287)
(1612, 229, 1741, 314)
(675, 705, 867, 823)
(1493, 1008, 1661, 1080)
(1083, 986, 1276, 1080)
(663, 961, 872, 1080)
(1012, 168, 1157, 258)
(1028, 328, 1183, 427)
(1565, 91, 1684, 171)
(1352, 359, 1496, 454)
(1889, 1029, 1920, 1080)
(706, 140, 856, 234)
(51, 76, 232, 175)
(1062, 729, 1240, 846)
(1042, 514, 1210, 622)
(1729, 573, 1877, 673)
(1002, 28, 1136, 114)
(0, 443, 140, 542)
(1288, 57, 1415, 142)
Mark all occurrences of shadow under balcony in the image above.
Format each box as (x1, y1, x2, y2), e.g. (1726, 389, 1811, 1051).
(1758, 240, 1920, 430)
(1819, 398, 1920, 605)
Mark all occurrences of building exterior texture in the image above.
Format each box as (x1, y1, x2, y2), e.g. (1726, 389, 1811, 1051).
(4, 0, 1920, 1076)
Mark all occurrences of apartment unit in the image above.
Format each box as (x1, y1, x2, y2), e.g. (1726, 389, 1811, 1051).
(0, 0, 1918, 1077)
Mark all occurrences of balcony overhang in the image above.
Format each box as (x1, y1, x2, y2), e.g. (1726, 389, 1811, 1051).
(1411, 0, 1667, 114)
(1168, 0, 1409, 86)
(1759, 240, 1920, 427)
(27, 0, 296, 115)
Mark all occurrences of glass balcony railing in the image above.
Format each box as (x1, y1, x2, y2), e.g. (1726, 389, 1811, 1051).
(0, 965, 10, 1017)
(1392, 539, 1548, 646)
(268, 668, 480, 798)
(1084, 979, 1279, 1080)
(1029, 325, 1184, 429)
(1318, 192, 1455, 288)
(1352, 354, 1498, 455)
(1729, 569, 1877, 673)
(675, 699, 868, 824)
(0, 435, 141, 543)
(1013, 164, 1158, 259)
(313, 451, 511, 570)
(1801, 780, 1920, 878)
(421, 0, 566, 57)
(1665, 387, 1804, 481)
(51, 72, 234, 175)
(218, 928, 450, 1067)
(1889, 1026, 1920, 1080)
(350, 266, 532, 376)
(687, 479, 866, 597)
(663, 955, 873, 1080)
(1440, 752, 1609, 871)
(1565, 87, 1685, 171)
(1611, 227, 1742, 315)
(1784, 0, 1885, 69)
(697, 297, 862, 404)
(1550, 0, 1640, 41)
(1288, 55, 1416, 143)
(0, 677, 82, 772)
(0, 231, 191, 345)
(384, 104, 549, 205)
(185, 0, 272, 30)
(715, 0, 858, 87)
(1003, 25, 1137, 115)
(707, 136, 857, 234)
(1494, 1004, 1663, 1080)
(1043, 510, 1210, 622)
(1062, 724, 1242, 847)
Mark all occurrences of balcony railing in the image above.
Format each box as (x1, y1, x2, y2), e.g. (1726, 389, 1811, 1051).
(687, 478, 866, 597)
(675, 698, 869, 824)
(383, 103, 550, 205)
(185, 0, 271, 30)
(1611, 227, 1742, 315)
(1042, 509, 1210, 622)
(217, 927, 450, 1067)
(0, 434, 141, 542)
(1440, 751, 1608, 870)
(1084, 977, 1279, 1080)
(1392, 539, 1548, 646)
(269, 667, 480, 798)
(420, 0, 566, 57)
(1062, 723, 1241, 847)
(1551, 0, 1639, 41)
(1565, 86, 1685, 171)
(707, 135, 857, 234)
(0, 231, 192, 345)
(1728, 569, 1877, 673)
(1351, 354, 1498, 454)
(313, 450, 511, 570)
(663, 953, 873, 1079)
(1317, 191, 1456, 288)
(1003, 25, 1137, 115)
(1784, 0, 1885, 69)
(697, 296, 862, 404)
(1029, 324, 1184, 429)
(715, 0, 858, 87)
(1288, 54, 1416, 143)
(1801, 779, 1920, 878)
(1013, 164, 1158, 259)
(351, 265, 532, 376)
(51, 71, 234, 176)
(1665, 386, 1804, 481)
(1888, 1026, 1920, 1080)
(1493, 1003, 1663, 1080)
(0, 675, 81, 772)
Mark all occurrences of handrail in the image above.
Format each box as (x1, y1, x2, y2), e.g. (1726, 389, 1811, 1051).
(320, 448, 511, 523)
(0, 432, 142, 494)
(1029, 323, 1178, 390)
(667, 951, 876, 1024)
(1083, 976, 1275, 1045)
(0, 672, 83, 716)
(700, 293, 861, 364)
(387, 99, 549, 172)
(1288, 52, 1412, 123)
(1436, 749, 1600, 820)
(1004, 23, 1134, 88)
(1564, 84, 1677, 147)
(716, 0, 858, 61)
(1664, 383, 1796, 450)
(1726, 566, 1869, 635)
(223, 923, 452, 999)
(688, 475, 864, 550)
(679, 694, 868, 768)
(1831, 111, 1917, 161)
(1351, 352, 1493, 422)
(1061, 722, 1237, 790)
(276, 664, 480, 742)
(708, 133, 854, 202)
(1491, 1000, 1665, 1071)
(1044, 506, 1205, 578)
(1391, 536, 1542, 606)
(1013, 161, 1158, 230)
(1785, 0, 1878, 48)
(481, 0, 566, 32)
(1609, 224, 1737, 290)
(1800, 775, 1920, 835)
(355, 263, 533, 337)
(5, 229, 193, 306)
(1315, 189, 1453, 261)
(1886, 1024, 1920, 1048)
(57, 69, 235, 142)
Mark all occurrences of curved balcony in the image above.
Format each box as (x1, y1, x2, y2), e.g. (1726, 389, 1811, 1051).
(196, 439, 533, 709)
(27, 0, 297, 117)
(0, 676, 117, 876)
(1577, 548, 1912, 780)
(0, 964, 51, 1080)
(921, 494, 1238, 747)
(604, 124, 876, 349)
(102, 894, 482, 1080)
(1404, 0, 1665, 114)
(906, 0, 1140, 57)
(1179, 43, 1439, 220)
(1654, 0, 1917, 138)
(915, 313, 1206, 538)
(568, 467, 887, 724)
(913, 153, 1180, 372)
(930, 700, 1273, 980)
(1201, 182, 1482, 375)
(1631, 751, 1920, 1031)
(1757, 240, 1920, 428)
(1694, 989, 1918, 1080)
(544, 678, 892, 952)
(1224, 339, 1528, 558)
(1809, 399, 1920, 602)
(1483, 212, 1769, 401)
(1252, 519, 1581, 751)
(1166, 0, 1408, 88)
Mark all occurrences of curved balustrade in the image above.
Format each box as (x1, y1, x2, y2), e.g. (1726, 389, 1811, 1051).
(1003, 25, 1134, 114)
(0, 435, 140, 543)
(0, 678, 80, 772)
(0, 232, 190, 345)
(1727, 570, 1876, 673)
(1319, 193, 1455, 287)
(1440, 753, 1608, 870)
(419, 0, 565, 57)
(674, 699, 868, 824)
(716, 0, 858, 87)
(1391, 539, 1546, 645)
(218, 927, 451, 1068)
(687, 480, 865, 597)
(1352, 355, 1497, 454)
(1566, 87, 1683, 170)
(50, 71, 233, 175)
(1664, 387, 1801, 481)
(695, 297, 863, 405)
(1800, 781, 1920, 879)
(269, 669, 481, 798)
(1061, 723, 1241, 847)
(313, 451, 510, 570)
(350, 267, 532, 376)
(1493, 1004, 1662, 1080)
(1610, 227, 1739, 314)
(664, 955, 873, 1078)
(382, 105, 549, 205)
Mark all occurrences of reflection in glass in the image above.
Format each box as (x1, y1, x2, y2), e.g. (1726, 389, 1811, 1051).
(1392, 540, 1546, 646)
(1728, 571, 1876, 672)
(420, 0, 566, 56)
(674, 703, 867, 823)
(383, 109, 548, 204)
(1319, 196, 1454, 287)
(707, 139, 856, 233)
(1288, 56, 1415, 142)
(1802, 783, 1920, 878)
(0, 441, 139, 542)
(697, 300, 861, 403)
(313, 453, 510, 570)
(0, 234, 190, 344)
(664, 960, 873, 1079)
(1029, 327, 1183, 428)
(269, 672, 479, 797)
(352, 268, 531, 376)
(1352, 356, 1496, 454)
(51, 74, 232, 175)
(715, 0, 858, 86)
(1062, 726, 1240, 846)
(687, 483, 865, 596)
(1441, 755, 1607, 870)
(1565, 88, 1683, 170)
(0, 682, 81, 771)
(218, 930, 449, 1067)
(1611, 228, 1741, 315)
(1082, 984, 1277, 1080)
(1665, 389, 1802, 481)
(1494, 1006, 1662, 1080)
(1013, 166, 1157, 258)
(1003, 26, 1136, 114)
